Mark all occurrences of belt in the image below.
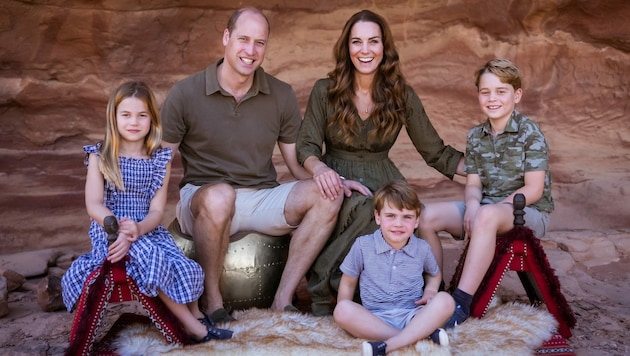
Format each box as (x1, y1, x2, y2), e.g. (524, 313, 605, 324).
(327, 148, 389, 162)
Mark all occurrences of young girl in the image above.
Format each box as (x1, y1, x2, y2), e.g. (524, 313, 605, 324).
(61, 81, 232, 343)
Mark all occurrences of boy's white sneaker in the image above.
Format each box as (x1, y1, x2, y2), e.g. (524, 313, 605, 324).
(362, 341, 387, 356)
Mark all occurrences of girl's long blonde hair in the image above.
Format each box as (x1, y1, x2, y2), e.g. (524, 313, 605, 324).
(99, 81, 162, 190)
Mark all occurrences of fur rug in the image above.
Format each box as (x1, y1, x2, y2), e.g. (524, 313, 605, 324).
(113, 300, 557, 355)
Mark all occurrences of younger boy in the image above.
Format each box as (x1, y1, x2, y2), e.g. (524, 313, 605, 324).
(333, 180, 454, 356)
(418, 58, 554, 328)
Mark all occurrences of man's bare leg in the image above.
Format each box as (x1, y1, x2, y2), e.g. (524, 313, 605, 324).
(191, 183, 235, 314)
(270, 179, 343, 311)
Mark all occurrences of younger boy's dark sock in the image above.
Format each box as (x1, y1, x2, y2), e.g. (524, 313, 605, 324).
(452, 288, 473, 316)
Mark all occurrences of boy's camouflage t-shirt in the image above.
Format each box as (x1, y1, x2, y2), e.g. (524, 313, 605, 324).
(464, 110, 554, 213)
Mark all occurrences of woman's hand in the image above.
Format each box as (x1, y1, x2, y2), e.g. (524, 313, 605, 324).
(341, 179, 373, 198)
(312, 164, 345, 200)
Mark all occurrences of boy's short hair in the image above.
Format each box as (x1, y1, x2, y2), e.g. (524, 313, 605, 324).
(474, 58, 522, 90)
(373, 180, 423, 216)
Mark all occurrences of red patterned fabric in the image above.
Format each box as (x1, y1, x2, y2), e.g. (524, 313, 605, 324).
(93, 313, 154, 355)
(449, 225, 576, 339)
(536, 333, 576, 355)
(65, 259, 190, 356)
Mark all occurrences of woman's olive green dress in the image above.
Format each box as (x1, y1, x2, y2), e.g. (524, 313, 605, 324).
(297, 78, 463, 315)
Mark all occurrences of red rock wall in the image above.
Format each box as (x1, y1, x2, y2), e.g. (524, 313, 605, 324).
(1, 0, 629, 253)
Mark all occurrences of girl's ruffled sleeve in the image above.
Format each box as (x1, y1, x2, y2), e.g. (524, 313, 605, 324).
(149, 147, 172, 195)
(83, 144, 100, 168)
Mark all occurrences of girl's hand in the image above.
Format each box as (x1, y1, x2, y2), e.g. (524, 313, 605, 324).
(118, 217, 140, 242)
(107, 234, 131, 263)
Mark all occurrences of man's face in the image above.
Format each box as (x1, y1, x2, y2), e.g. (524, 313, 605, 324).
(222, 11, 269, 78)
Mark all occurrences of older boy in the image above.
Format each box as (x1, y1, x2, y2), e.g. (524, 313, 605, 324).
(418, 58, 554, 327)
(333, 180, 454, 355)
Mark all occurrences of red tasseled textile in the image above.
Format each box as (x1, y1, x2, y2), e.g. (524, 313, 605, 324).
(448, 225, 576, 331)
(65, 260, 191, 356)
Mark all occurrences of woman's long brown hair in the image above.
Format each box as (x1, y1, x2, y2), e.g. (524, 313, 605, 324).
(327, 10, 408, 144)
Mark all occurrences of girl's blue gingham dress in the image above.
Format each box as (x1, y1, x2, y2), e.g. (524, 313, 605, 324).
(61, 143, 204, 311)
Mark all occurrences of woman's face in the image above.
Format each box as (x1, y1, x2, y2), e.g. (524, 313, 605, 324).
(348, 21, 383, 76)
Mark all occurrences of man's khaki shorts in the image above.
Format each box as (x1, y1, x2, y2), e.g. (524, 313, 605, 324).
(176, 182, 299, 238)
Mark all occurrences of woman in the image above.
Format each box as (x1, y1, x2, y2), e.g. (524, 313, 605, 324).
(297, 9, 465, 316)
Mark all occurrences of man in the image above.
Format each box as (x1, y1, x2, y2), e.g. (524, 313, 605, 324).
(161, 7, 343, 323)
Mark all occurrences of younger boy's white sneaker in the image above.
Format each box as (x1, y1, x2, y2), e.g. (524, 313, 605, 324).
(362, 341, 387, 356)
(437, 328, 449, 346)
(429, 328, 449, 346)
